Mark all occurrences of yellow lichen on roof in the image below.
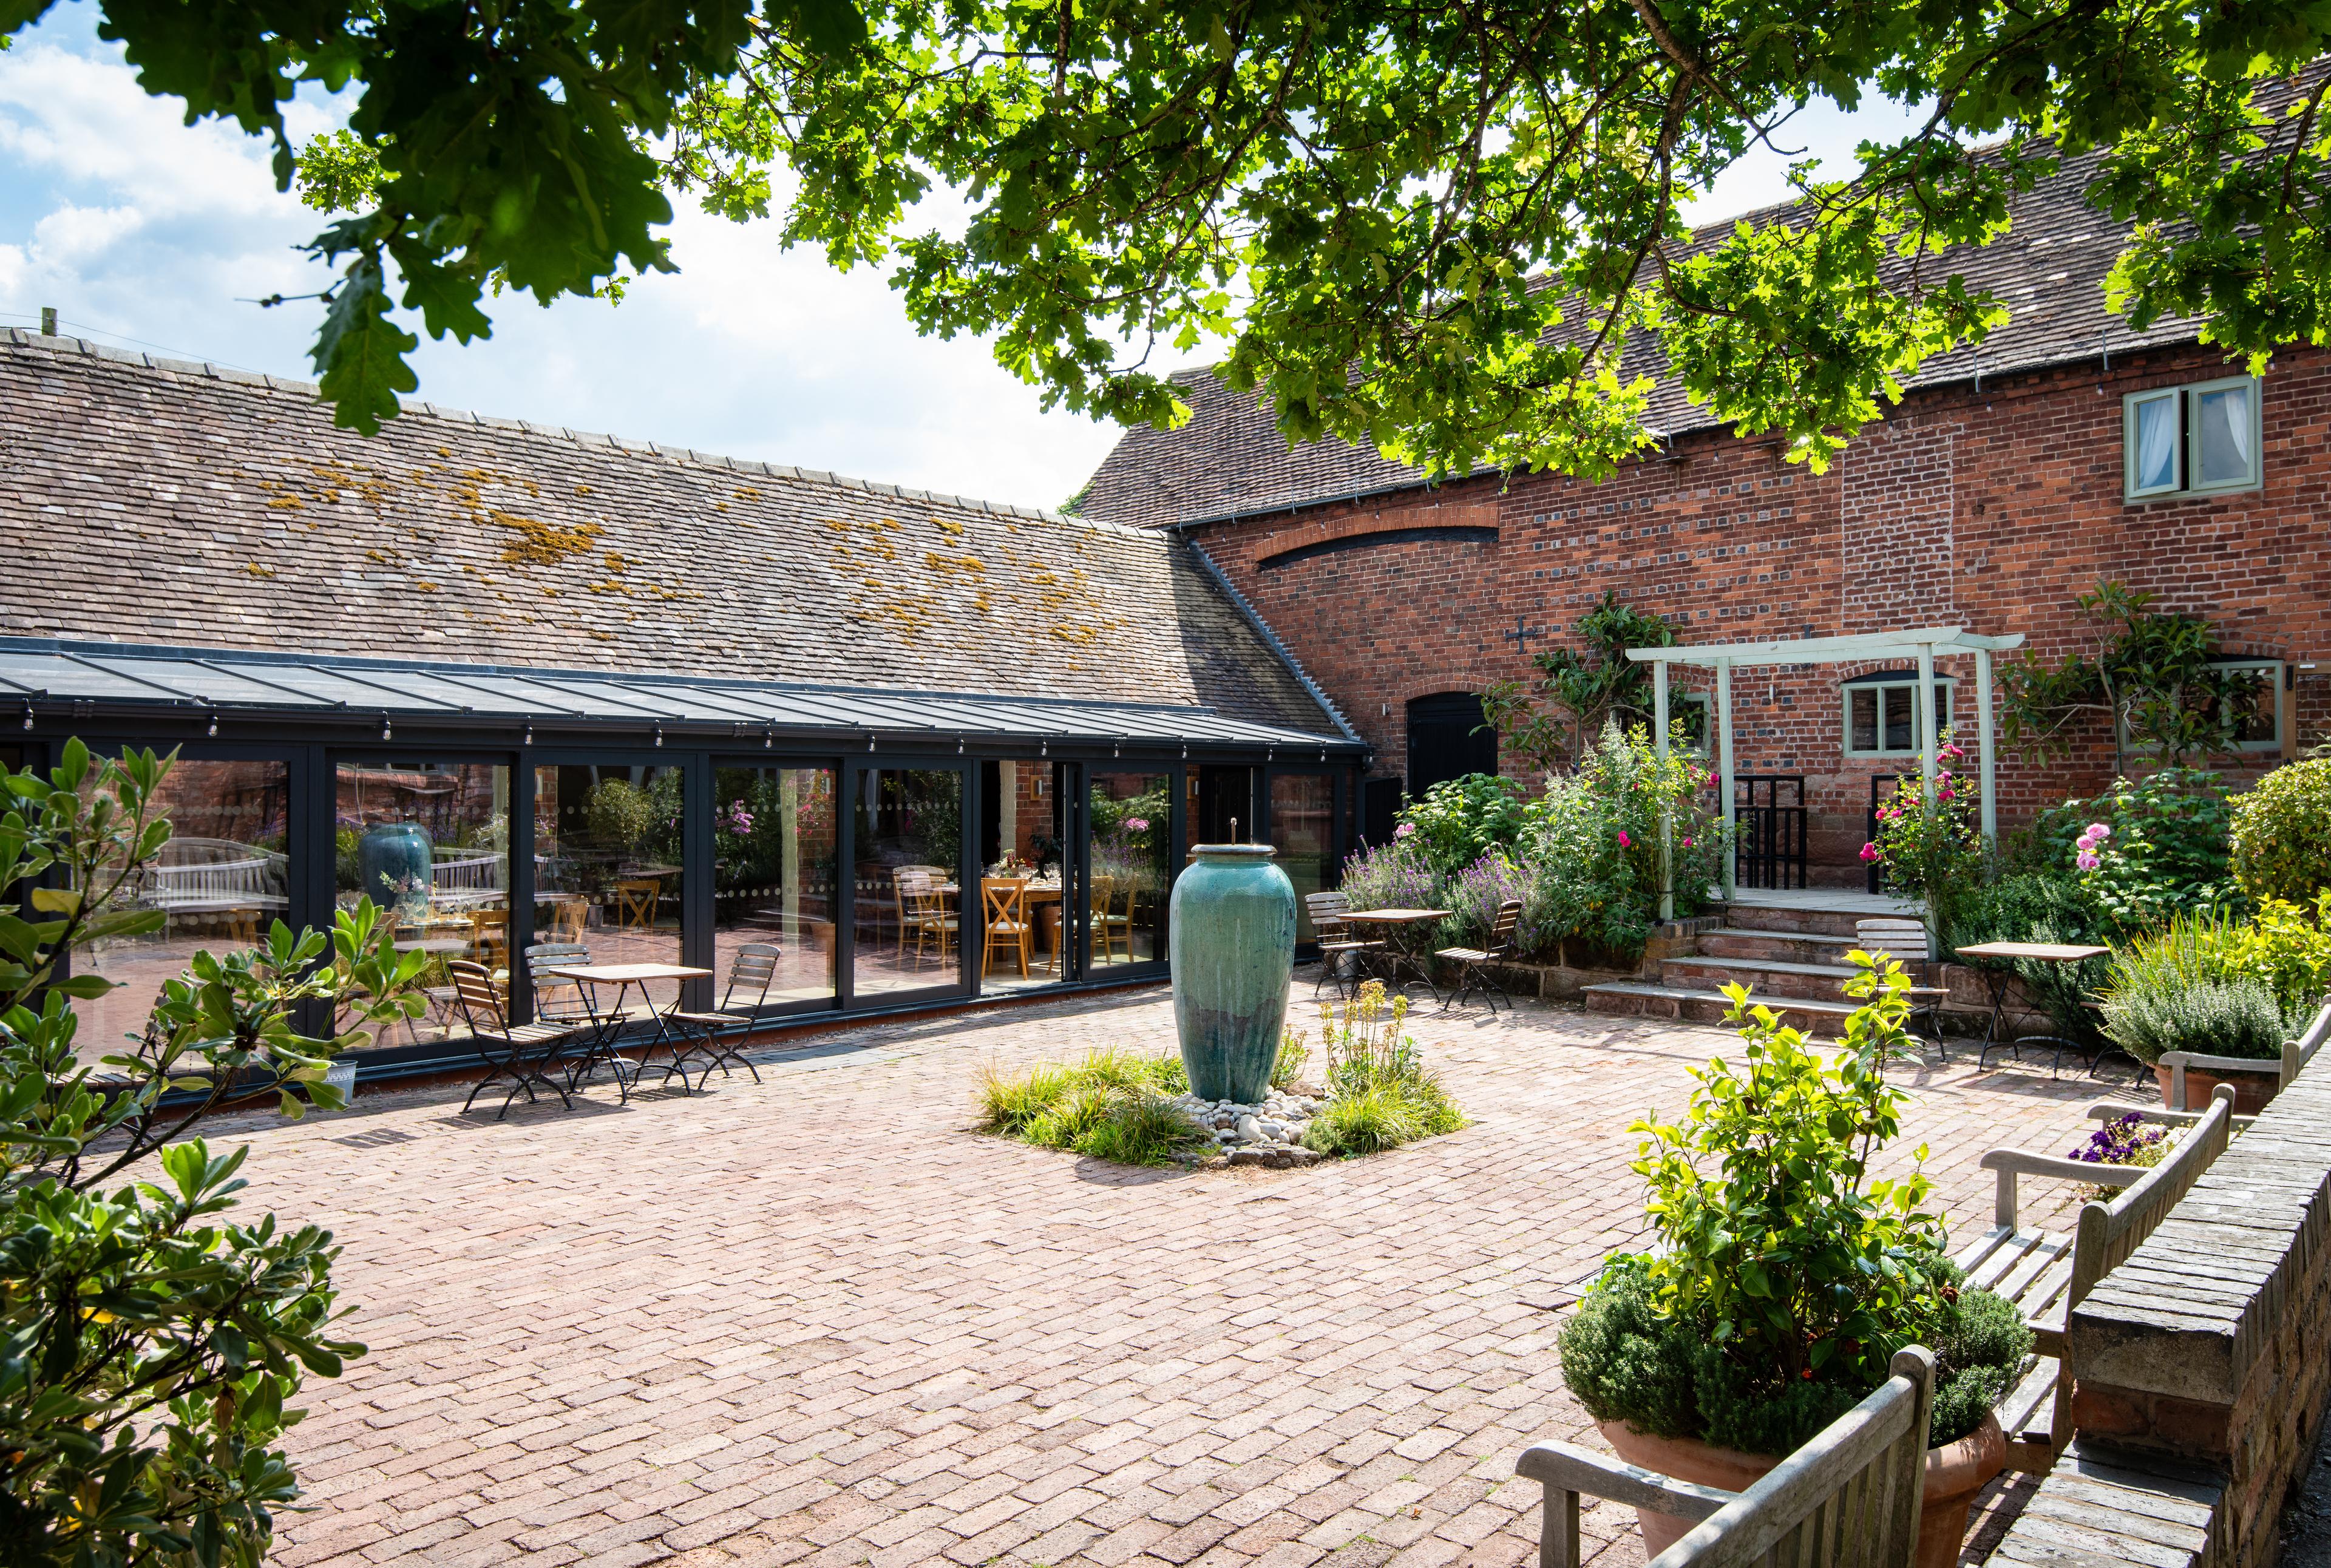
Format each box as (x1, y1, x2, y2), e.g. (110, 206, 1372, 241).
(494, 511, 606, 567)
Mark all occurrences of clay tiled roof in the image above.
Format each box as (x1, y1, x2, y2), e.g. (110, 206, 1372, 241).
(1077, 147, 2207, 528)
(0, 330, 1345, 737)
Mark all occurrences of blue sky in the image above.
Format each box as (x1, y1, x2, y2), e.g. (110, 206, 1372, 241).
(0, 7, 1919, 511)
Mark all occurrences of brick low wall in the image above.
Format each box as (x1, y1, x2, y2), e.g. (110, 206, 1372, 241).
(1990, 1054, 2331, 1567)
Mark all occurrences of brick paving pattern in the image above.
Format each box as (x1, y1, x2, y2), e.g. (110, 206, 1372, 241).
(223, 989, 2143, 1568)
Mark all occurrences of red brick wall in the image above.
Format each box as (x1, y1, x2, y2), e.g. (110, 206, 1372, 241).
(1191, 341, 2331, 877)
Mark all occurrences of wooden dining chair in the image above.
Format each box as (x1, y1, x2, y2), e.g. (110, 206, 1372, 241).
(1094, 876, 1135, 964)
(982, 878, 1031, 977)
(467, 906, 509, 972)
(449, 959, 579, 1119)
(613, 878, 660, 931)
(890, 866, 927, 957)
(546, 896, 588, 943)
(901, 871, 959, 969)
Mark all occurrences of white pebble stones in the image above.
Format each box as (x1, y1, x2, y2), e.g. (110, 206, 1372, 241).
(1169, 1090, 1324, 1167)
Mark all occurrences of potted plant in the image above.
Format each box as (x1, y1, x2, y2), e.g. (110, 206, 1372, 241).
(1558, 957, 2028, 1568)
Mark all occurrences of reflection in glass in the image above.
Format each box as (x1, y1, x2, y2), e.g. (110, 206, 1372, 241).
(852, 767, 965, 997)
(1850, 689, 1879, 753)
(75, 758, 291, 1064)
(1270, 773, 1334, 942)
(2221, 665, 2279, 747)
(2132, 392, 2179, 491)
(979, 758, 1068, 991)
(713, 765, 838, 1005)
(1088, 770, 1169, 968)
(534, 764, 688, 1010)
(2196, 384, 2252, 487)
(338, 761, 511, 1047)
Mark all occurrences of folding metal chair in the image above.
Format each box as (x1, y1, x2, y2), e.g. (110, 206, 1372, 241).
(450, 959, 579, 1119)
(665, 942, 781, 1091)
(1436, 898, 1522, 1013)
(1307, 889, 1382, 999)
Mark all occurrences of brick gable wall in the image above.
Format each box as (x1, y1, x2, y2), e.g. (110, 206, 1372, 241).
(1188, 341, 2331, 880)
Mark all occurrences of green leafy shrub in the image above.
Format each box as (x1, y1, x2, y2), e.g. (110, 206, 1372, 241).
(1865, 736, 1984, 946)
(2095, 912, 2303, 1063)
(1523, 720, 1725, 963)
(1398, 773, 1530, 875)
(2025, 769, 2235, 934)
(1559, 957, 2026, 1454)
(0, 743, 427, 1563)
(2230, 759, 2331, 906)
(2102, 975, 2289, 1064)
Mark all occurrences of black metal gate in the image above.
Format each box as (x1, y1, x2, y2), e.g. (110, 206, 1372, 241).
(1866, 773, 1904, 894)
(1733, 775, 1808, 890)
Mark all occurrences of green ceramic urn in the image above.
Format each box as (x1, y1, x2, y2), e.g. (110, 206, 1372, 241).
(1169, 843, 1295, 1102)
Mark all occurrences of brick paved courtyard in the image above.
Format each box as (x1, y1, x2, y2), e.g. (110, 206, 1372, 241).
(232, 987, 2143, 1568)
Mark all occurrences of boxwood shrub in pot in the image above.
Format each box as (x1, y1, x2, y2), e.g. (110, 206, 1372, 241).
(1557, 957, 2027, 1568)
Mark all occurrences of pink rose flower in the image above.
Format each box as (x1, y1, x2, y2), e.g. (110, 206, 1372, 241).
(1394, 823, 1414, 839)
(2085, 822, 2111, 842)
(1125, 817, 1150, 832)
(2076, 850, 2101, 871)
(1859, 843, 1880, 863)
(1617, 830, 1632, 849)
(1938, 787, 1955, 801)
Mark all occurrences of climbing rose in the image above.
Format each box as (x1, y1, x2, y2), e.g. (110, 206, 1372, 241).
(1938, 787, 1955, 801)
(1617, 830, 1632, 848)
(1859, 843, 1881, 863)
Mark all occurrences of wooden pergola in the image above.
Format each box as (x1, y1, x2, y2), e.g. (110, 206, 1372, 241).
(1626, 626, 2027, 915)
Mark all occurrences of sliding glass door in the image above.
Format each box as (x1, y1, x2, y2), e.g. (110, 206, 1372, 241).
(849, 764, 968, 1000)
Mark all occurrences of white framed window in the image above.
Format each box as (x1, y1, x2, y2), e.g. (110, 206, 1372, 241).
(1843, 674, 1953, 758)
(2213, 659, 2284, 753)
(2124, 374, 2262, 501)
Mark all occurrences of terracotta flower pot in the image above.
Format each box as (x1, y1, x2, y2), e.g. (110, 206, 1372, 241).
(1598, 1412, 2004, 1568)
(2154, 1061, 2279, 1117)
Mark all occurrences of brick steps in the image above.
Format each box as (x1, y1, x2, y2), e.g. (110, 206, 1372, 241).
(1693, 927, 1856, 965)
(1585, 896, 1920, 1037)
(1721, 903, 1882, 939)
(1660, 954, 1861, 1002)
(1580, 980, 1861, 1037)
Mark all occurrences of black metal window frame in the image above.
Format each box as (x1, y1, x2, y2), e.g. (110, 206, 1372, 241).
(15, 709, 1286, 1080)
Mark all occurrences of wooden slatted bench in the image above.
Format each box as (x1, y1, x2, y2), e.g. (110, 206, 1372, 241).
(1958, 1084, 2238, 1473)
(1517, 1346, 1936, 1568)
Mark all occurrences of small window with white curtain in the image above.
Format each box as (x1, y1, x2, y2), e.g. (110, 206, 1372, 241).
(2125, 375, 2261, 501)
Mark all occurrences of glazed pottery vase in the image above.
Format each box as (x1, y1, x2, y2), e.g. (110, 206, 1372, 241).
(358, 821, 435, 925)
(1598, 1413, 2004, 1568)
(1169, 844, 1295, 1102)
